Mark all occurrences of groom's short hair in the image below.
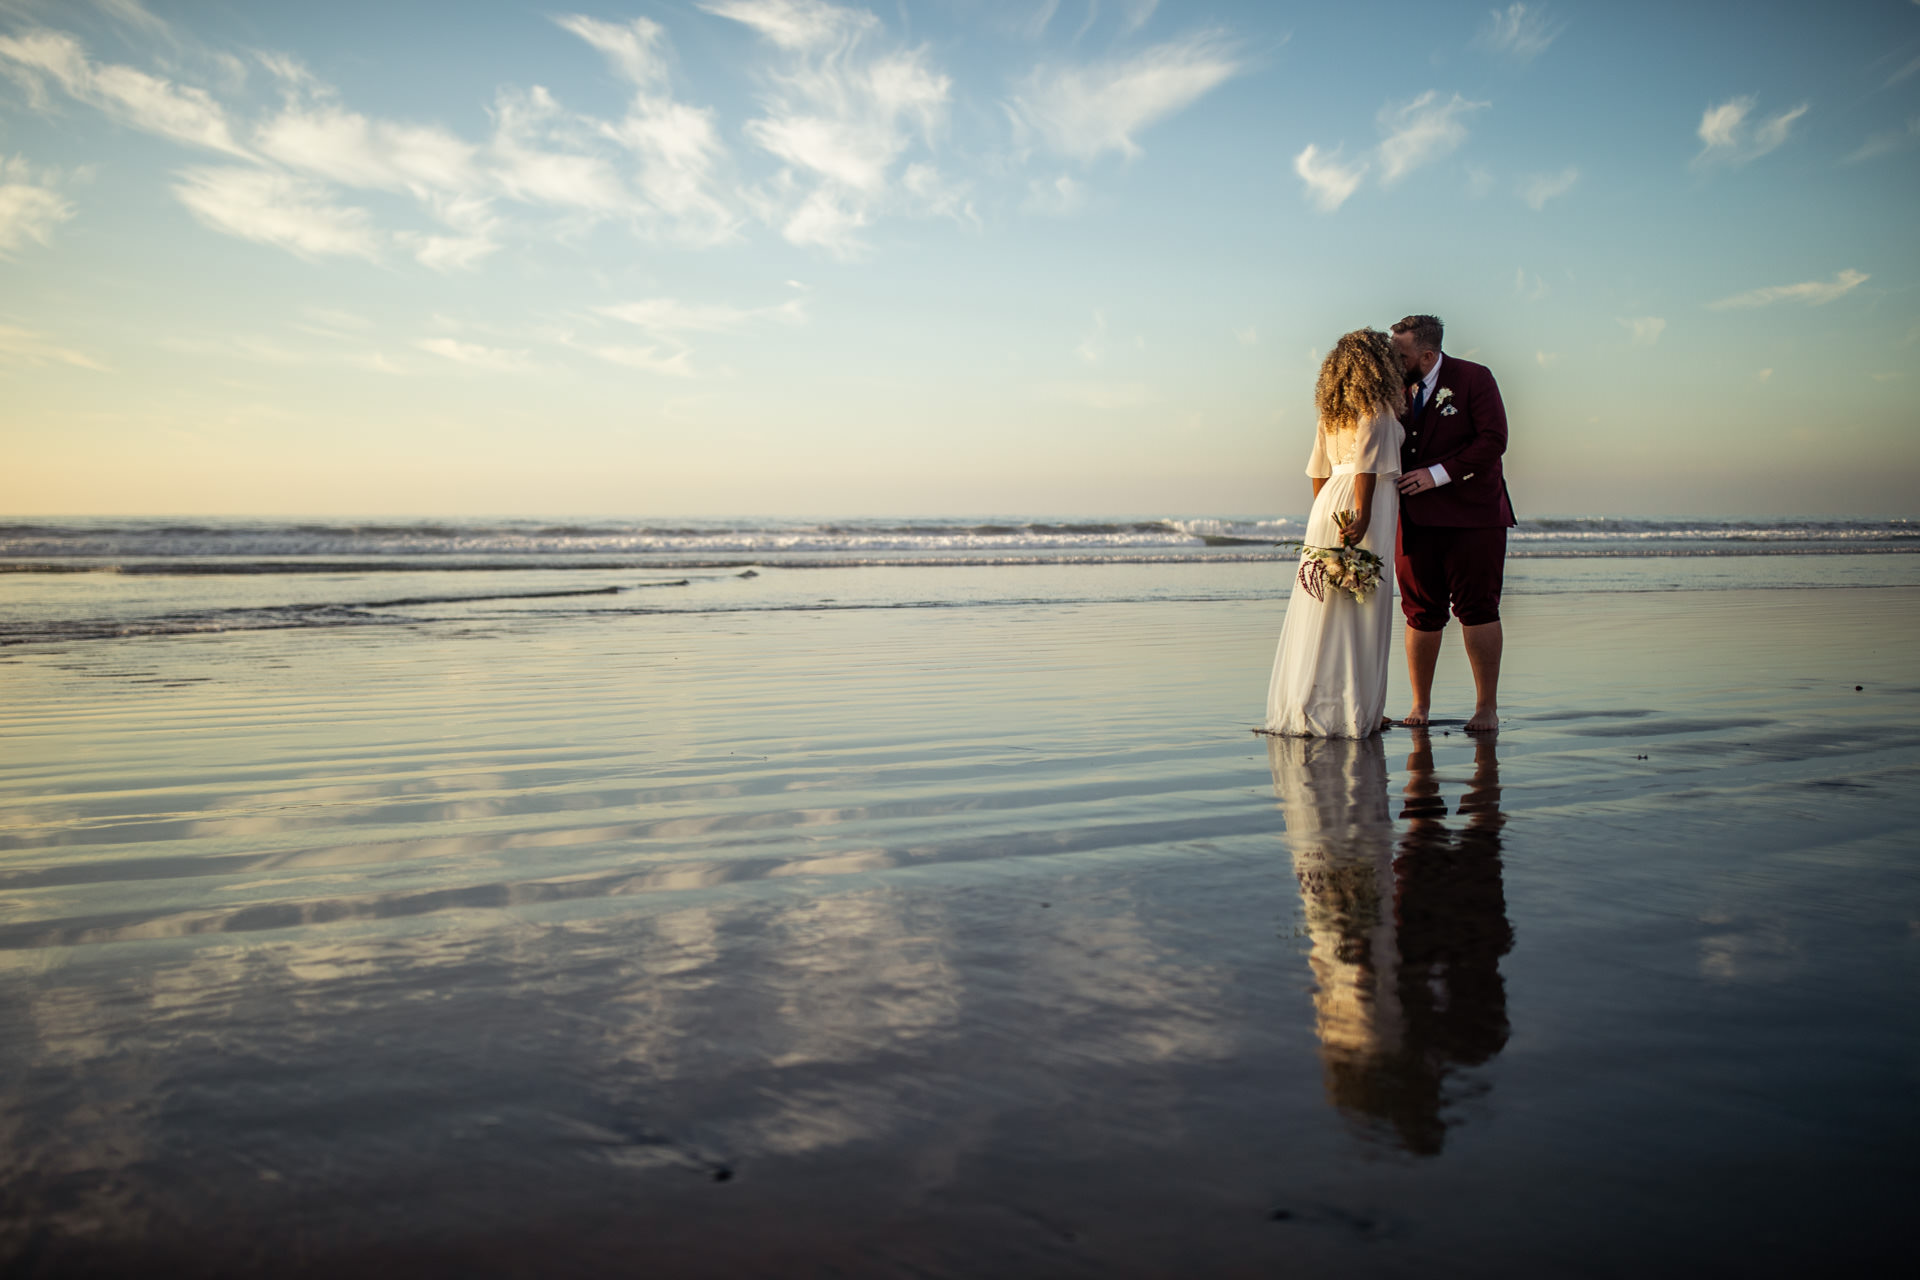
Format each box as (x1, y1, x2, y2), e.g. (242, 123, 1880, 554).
(1392, 315, 1444, 353)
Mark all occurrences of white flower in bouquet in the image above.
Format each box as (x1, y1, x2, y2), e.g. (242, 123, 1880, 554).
(1296, 509, 1385, 603)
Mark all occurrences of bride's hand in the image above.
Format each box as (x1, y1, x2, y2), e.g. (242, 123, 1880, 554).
(1343, 518, 1370, 547)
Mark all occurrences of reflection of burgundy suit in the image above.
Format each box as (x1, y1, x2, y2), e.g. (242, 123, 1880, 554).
(1396, 355, 1516, 630)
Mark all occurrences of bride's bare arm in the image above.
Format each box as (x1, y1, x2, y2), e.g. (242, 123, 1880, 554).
(1312, 477, 1326, 499)
(1345, 473, 1377, 545)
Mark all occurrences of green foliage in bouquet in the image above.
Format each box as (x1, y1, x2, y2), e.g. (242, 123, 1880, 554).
(1297, 509, 1387, 604)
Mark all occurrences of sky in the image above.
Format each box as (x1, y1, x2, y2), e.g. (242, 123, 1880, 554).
(0, 0, 1916, 518)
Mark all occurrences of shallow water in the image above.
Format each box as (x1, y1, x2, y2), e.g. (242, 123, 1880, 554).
(1, 572, 1916, 1274)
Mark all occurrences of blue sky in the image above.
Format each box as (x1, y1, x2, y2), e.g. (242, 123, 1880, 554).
(1, 0, 1915, 517)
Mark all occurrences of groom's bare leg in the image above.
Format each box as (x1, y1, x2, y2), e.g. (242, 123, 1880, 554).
(1403, 625, 1442, 725)
(1463, 620, 1503, 732)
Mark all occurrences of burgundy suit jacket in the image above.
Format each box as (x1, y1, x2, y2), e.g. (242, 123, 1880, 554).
(1399, 355, 1516, 529)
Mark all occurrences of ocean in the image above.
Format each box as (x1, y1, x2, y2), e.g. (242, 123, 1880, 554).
(4, 515, 1916, 648)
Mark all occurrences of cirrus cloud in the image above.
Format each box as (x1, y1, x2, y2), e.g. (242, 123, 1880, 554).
(1378, 91, 1489, 183)
(1707, 268, 1868, 310)
(703, 0, 960, 254)
(1293, 144, 1365, 212)
(1694, 95, 1807, 168)
(1010, 30, 1242, 162)
(0, 27, 249, 157)
(1296, 90, 1488, 209)
(1519, 165, 1578, 210)
(0, 323, 108, 371)
(1620, 316, 1666, 347)
(0, 154, 73, 256)
(172, 166, 380, 260)
(1476, 4, 1566, 62)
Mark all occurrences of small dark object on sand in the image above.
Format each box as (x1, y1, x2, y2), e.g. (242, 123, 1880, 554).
(738, 569, 759, 578)
(1856, 685, 1864, 691)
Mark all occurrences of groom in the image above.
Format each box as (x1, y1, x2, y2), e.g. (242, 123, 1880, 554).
(1390, 315, 1515, 733)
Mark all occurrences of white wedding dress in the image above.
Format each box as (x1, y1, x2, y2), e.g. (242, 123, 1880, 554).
(1264, 405, 1403, 738)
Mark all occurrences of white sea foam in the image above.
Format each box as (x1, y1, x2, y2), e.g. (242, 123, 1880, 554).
(2, 516, 1912, 568)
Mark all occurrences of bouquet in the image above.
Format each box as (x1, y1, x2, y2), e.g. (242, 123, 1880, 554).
(1297, 510, 1385, 603)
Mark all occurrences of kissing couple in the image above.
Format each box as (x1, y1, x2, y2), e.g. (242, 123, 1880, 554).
(1263, 315, 1516, 739)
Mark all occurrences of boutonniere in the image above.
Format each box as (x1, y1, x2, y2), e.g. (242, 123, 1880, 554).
(1435, 387, 1458, 416)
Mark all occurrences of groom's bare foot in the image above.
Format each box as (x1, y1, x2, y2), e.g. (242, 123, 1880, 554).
(1401, 706, 1431, 727)
(1465, 706, 1500, 733)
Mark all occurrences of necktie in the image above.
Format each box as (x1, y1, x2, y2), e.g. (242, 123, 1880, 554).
(1408, 384, 1424, 418)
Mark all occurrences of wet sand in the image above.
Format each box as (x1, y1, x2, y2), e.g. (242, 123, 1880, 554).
(1, 579, 1916, 1275)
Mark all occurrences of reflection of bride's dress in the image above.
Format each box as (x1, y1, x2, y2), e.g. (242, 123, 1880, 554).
(1269, 731, 1512, 1155)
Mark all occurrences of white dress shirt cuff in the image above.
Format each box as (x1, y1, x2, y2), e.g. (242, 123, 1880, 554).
(1428, 462, 1451, 487)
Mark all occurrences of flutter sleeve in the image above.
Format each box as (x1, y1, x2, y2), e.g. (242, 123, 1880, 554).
(1351, 406, 1400, 476)
(1305, 422, 1332, 478)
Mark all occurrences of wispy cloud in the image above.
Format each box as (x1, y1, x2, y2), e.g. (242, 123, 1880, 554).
(596, 295, 806, 336)
(562, 338, 695, 377)
(93, 1, 172, 37)
(1022, 171, 1085, 216)
(293, 306, 374, 339)
(1075, 309, 1106, 364)
(172, 166, 380, 260)
(1477, 4, 1565, 62)
(586, 292, 805, 377)
(700, 0, 877, 51)
(703, 0, 957, 254)
(1294, 91, 1486, 209)
(1377, 91, 1489, 183)
(1519, 165, 1578, 210)
(1011, 30, 1241, 162)
(1118, 2, 1161, 38)
(158, 331, 409, 374)
(1513, 267, 1549, 301)
(1694, 95, 1807, 168)
(486, 85, 630, 215)
(1886, 53, 1920, 89)
(1293, 144, 1365, 212)
(0, 323, 107, 371)
(415, 337, 538, 373)
(1535, 350, 1560, 367)
(1707, 268, 1868, 310)
(254, 96, 479, 195)
(0, 28, 248, 156)
(1, 23, 753, 266)
(1843, 117, 1920, 164)
(251, 72, 504, 269)
(558, 13, 739, 246)
(1017, 0, 1063, 41)
(0, 153, 73, 256)
(1620, 316, 1665, 347)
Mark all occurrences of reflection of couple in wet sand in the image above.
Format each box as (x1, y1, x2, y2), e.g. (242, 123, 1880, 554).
(1270, 728, 1512, 1155)
(1264, 316, 1515, 738)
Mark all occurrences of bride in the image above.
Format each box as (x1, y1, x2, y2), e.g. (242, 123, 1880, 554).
(1264, 328, 1405, 738)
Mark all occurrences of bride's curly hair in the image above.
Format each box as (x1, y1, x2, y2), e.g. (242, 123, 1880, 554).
(1314, 328, 1404, 431)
